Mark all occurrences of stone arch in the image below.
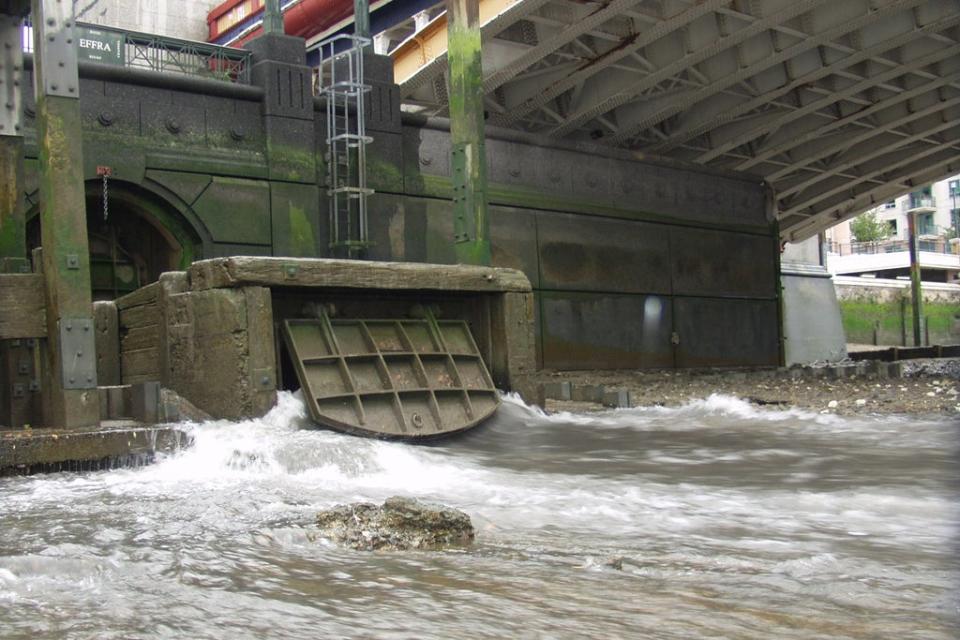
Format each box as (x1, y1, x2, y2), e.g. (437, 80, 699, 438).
(26, 179, 203, 299)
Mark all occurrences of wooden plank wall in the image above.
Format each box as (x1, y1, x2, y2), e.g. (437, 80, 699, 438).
(116, 282, 162, 384)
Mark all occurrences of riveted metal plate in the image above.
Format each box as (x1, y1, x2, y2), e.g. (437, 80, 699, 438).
(59, 317, 97, 389)
(32, 0, 80, 99)
(0, 14, 22, 137)
(282, 312, 499, 439)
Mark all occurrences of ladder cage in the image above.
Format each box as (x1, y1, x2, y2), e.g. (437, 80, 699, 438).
(316, 34, 374, 258)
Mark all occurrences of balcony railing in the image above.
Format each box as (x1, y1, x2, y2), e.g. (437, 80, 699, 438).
(21, 21, 251, 84)
(906, 195, 936, 210)
(828, 237, 959, 256)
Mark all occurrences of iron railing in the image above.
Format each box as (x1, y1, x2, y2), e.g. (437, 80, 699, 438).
(21, 21, 251, 84)
(906, 194, 936, 210)
(828, 237, 960, 256)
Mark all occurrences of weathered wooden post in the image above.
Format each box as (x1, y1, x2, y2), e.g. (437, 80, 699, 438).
(907, 209, 924, 347)
(0, 5, 28, 274)
(31, 0, 99, 427)
(445, 0, 490, 266)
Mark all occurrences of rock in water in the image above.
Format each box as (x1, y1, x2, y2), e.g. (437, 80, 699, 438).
(315, 496, 475, 551)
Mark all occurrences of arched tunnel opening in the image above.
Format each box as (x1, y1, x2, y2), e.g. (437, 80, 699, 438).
(27, 181, 200, 301)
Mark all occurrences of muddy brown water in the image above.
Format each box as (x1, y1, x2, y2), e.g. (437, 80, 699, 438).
(1, 393, 957, 638)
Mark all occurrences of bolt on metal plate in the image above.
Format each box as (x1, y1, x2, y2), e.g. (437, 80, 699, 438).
(59, 317, 97, 389)
(1, 14, 24, 137)
(33, 0, 81, 100)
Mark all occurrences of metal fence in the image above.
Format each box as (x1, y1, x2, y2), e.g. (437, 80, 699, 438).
(21, 21, 251, 84)
(828, 238, 959, 256)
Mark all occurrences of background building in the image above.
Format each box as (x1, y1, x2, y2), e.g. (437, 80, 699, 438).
(826, 174, 960, 283)
(76, 0, 222, 41)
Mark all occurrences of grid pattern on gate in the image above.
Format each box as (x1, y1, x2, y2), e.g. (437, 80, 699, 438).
(282, 314, 500, 438)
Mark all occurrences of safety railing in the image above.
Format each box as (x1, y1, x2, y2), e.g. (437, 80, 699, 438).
(906, 195, 936, 210)
(21, 21, 251, 84)
(828, 237, 959, 256)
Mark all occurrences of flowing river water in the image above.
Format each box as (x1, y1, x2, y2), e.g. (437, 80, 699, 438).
(1, 392, 957, 639)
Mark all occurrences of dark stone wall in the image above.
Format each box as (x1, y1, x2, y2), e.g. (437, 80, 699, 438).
(17, 53, 780, 370)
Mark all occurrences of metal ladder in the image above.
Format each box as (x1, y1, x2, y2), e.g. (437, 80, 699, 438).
(316, 34, 374, 258)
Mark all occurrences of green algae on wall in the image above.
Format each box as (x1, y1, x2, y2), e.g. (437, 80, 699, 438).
(840, 299, 960, 346)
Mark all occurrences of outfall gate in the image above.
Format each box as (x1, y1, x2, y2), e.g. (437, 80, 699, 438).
(112, 257, 535, 432)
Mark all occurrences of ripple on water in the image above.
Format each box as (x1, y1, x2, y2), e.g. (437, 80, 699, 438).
(0, 391, 957, 639)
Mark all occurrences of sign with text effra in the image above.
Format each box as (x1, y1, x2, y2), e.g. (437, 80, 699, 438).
(76, 26, 124, 65)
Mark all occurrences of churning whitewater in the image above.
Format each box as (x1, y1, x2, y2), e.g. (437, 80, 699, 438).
(0, 392, 957, 639)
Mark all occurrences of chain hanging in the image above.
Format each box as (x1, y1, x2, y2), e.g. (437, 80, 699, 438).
(96, 166, 112, 221)
(102, 172, 109, 221)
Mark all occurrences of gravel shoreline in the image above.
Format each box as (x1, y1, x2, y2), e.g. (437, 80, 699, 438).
(536, 358, 960, 417)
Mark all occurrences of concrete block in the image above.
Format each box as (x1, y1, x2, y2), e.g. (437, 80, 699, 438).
(165, 287, 276, 420)
(541, 381, 572, 401)
(866, 360, 886, 379)
(129, 381, 160, 424)
(602, 389, 631, 408)
(107, 386, 128, 419)
(98, 387, 109, 418)
(93, 301, 121, 386)
(571, 384, 605, 404)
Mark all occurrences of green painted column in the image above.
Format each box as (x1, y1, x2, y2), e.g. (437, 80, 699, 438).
(0, 12, 27, 273)
(445, 0, 491, 266)
(907, 209, 924, 346)
(354, 0, 370, 39)
(262, 0, 284, 34)
(31, 0, 99, 427)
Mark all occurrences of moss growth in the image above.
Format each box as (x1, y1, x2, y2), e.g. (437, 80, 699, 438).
(840, 299, 960, 345)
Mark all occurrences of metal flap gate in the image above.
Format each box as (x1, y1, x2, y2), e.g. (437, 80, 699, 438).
(281, 313, 500, 438)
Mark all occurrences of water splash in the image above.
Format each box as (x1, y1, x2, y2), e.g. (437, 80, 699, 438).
(0, 391, 957, 639)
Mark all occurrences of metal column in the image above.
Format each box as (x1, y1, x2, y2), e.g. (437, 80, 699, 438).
(31, 0, 99, 427)
(0, 8, 27, 273)
(262, 0, 284, 34)
(446, 0, 490, 266)
(353, 0, 370, 40)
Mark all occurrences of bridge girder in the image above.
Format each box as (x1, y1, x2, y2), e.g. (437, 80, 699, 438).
(393, 0, 960, 241)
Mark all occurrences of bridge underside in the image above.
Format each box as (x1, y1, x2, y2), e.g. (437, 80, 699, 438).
(392, 0, 960, 241)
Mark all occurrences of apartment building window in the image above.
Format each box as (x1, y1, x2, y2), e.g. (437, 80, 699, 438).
(951, 209, 960, 238)
(918, 212, 935, 236)
(909, 186, 934, 209)
(887, 219, 898, 235)
(884, 200, 896, 209)
(949, 180, 960, 197)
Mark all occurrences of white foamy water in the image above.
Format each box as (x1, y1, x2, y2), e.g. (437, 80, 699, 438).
(0, 392, 957, 639)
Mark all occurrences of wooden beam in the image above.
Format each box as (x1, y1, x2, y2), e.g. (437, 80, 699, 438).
(187, 257, 532, 293)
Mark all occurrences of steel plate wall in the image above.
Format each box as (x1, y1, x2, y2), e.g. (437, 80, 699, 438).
(540, 292, 674, 370)
(672, 298, 780, 368)
(670, 228, 777, 298)
(537, 212, 672, 294)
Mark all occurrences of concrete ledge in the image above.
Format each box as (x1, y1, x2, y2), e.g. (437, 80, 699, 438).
(0, 424, 190, 476)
